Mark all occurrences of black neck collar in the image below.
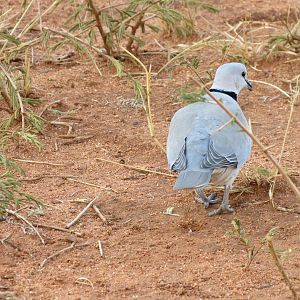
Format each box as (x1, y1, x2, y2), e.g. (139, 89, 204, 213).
(209, 89, 237, 102)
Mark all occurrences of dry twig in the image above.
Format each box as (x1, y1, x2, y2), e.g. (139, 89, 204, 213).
(39, 241, 89, 268)
(65, 197, 97, 229)
(65, 177, 104, 189)
(93, 204, 107, 223)
(50, 121, 74, 135)
(96, 157, 176, 178)
(13, 158, 68, 166)
(39, 99, 62, 117)
(98, 240, 104, 257)
(32, 223, 82, 236)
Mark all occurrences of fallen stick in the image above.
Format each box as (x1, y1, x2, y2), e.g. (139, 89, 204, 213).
(60, 135, 94, 145)
(39, 241, 89, 268)
(75, 277, 94, 288)
(20, 174, 76, 182)
(65, 198, 97, 229)
(50, 121, 74, 135)
(32, 223, 82, 236)
(96, 157, 176, 178)
(12, 158, 67, 166)
(93, 204, 107, 223)
(98, 240, 104, 257)
(65, 177, 104, 189)
(39, 99, 62, 117)
(6, 209, 45, 244)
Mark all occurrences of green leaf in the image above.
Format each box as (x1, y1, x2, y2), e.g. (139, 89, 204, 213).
(165, 207, 174, 214)
(16, 131, 43, 150)
(27, 206, 44, 216)
(0, 33, 21, 45)
(200, 2, 219, 13)
(22, 98, 41, 106)
(146, 24, 160, 33)
(126, 33, 145, 46)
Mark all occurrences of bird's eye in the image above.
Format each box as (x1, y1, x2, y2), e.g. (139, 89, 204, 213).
(242, 71, 246, 77)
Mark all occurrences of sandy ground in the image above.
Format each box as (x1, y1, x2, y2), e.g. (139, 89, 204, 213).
(0, 0, 300, 299)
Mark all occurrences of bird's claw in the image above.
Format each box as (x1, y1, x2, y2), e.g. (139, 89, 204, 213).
(195, 192, 220, 208)
(208, 204, 235, 216)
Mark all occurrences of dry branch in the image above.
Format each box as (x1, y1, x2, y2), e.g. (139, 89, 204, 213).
(96, 157, 176, 178)
(93, 204, 107, 223)
(50, 121, 74, 135)
(32, 222, 82, 236)
(39, 99, 62, 117)
(13, 158, 68, 166)
(65, 197, 97, 229)
(65, 177, 104, 189)
(39, 241, 89, 268)
(98, 240, 104, 257)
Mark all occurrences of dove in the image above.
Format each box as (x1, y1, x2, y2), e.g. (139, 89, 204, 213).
(167, 62, 253, 215)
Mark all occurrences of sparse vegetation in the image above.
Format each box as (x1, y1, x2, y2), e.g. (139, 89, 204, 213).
(0, 154, 39, 215)
(0, 1, 300, 298)
(228, 219, 298, 299)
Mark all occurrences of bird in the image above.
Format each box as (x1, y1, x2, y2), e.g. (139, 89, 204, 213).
(167, 62, 253, 216)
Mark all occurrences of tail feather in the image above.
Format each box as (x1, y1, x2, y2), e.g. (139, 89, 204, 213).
(174, 170, 212, 190)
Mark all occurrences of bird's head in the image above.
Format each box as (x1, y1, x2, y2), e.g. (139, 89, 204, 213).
(211, 63, 252, 94)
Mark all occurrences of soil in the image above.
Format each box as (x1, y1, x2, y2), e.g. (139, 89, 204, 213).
(0, 0, 300, 299)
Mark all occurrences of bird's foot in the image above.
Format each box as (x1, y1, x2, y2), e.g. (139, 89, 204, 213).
(195, 192, 220, 208)
(208, 203, 235, 216)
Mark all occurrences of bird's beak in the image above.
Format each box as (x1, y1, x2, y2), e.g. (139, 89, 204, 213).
(245, 78, 253, 91)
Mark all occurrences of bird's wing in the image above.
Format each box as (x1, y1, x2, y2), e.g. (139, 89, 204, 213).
(200, 133, 238, 169)
(167, 96, 252, 173)
(167, 101, 213, 170)
(171, 141, 186, 171)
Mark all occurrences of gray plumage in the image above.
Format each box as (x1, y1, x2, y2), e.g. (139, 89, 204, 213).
(167, 63, 253, 215)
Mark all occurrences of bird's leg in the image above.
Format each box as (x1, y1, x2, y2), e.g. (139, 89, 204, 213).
(208, 185, 235, 216)
(195, 188, 220, 208)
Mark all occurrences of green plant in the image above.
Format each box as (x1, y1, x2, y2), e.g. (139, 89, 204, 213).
(0, 154, 40, 215)
(64, 0, 197, 57)
(227, 219, 295, 280)
(269, 19, 300, 54)
(265, 228, 299, 300)
(0, 63, 43, 149)
(173, 82, 206, 103)
(227, 218, 264, 269)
